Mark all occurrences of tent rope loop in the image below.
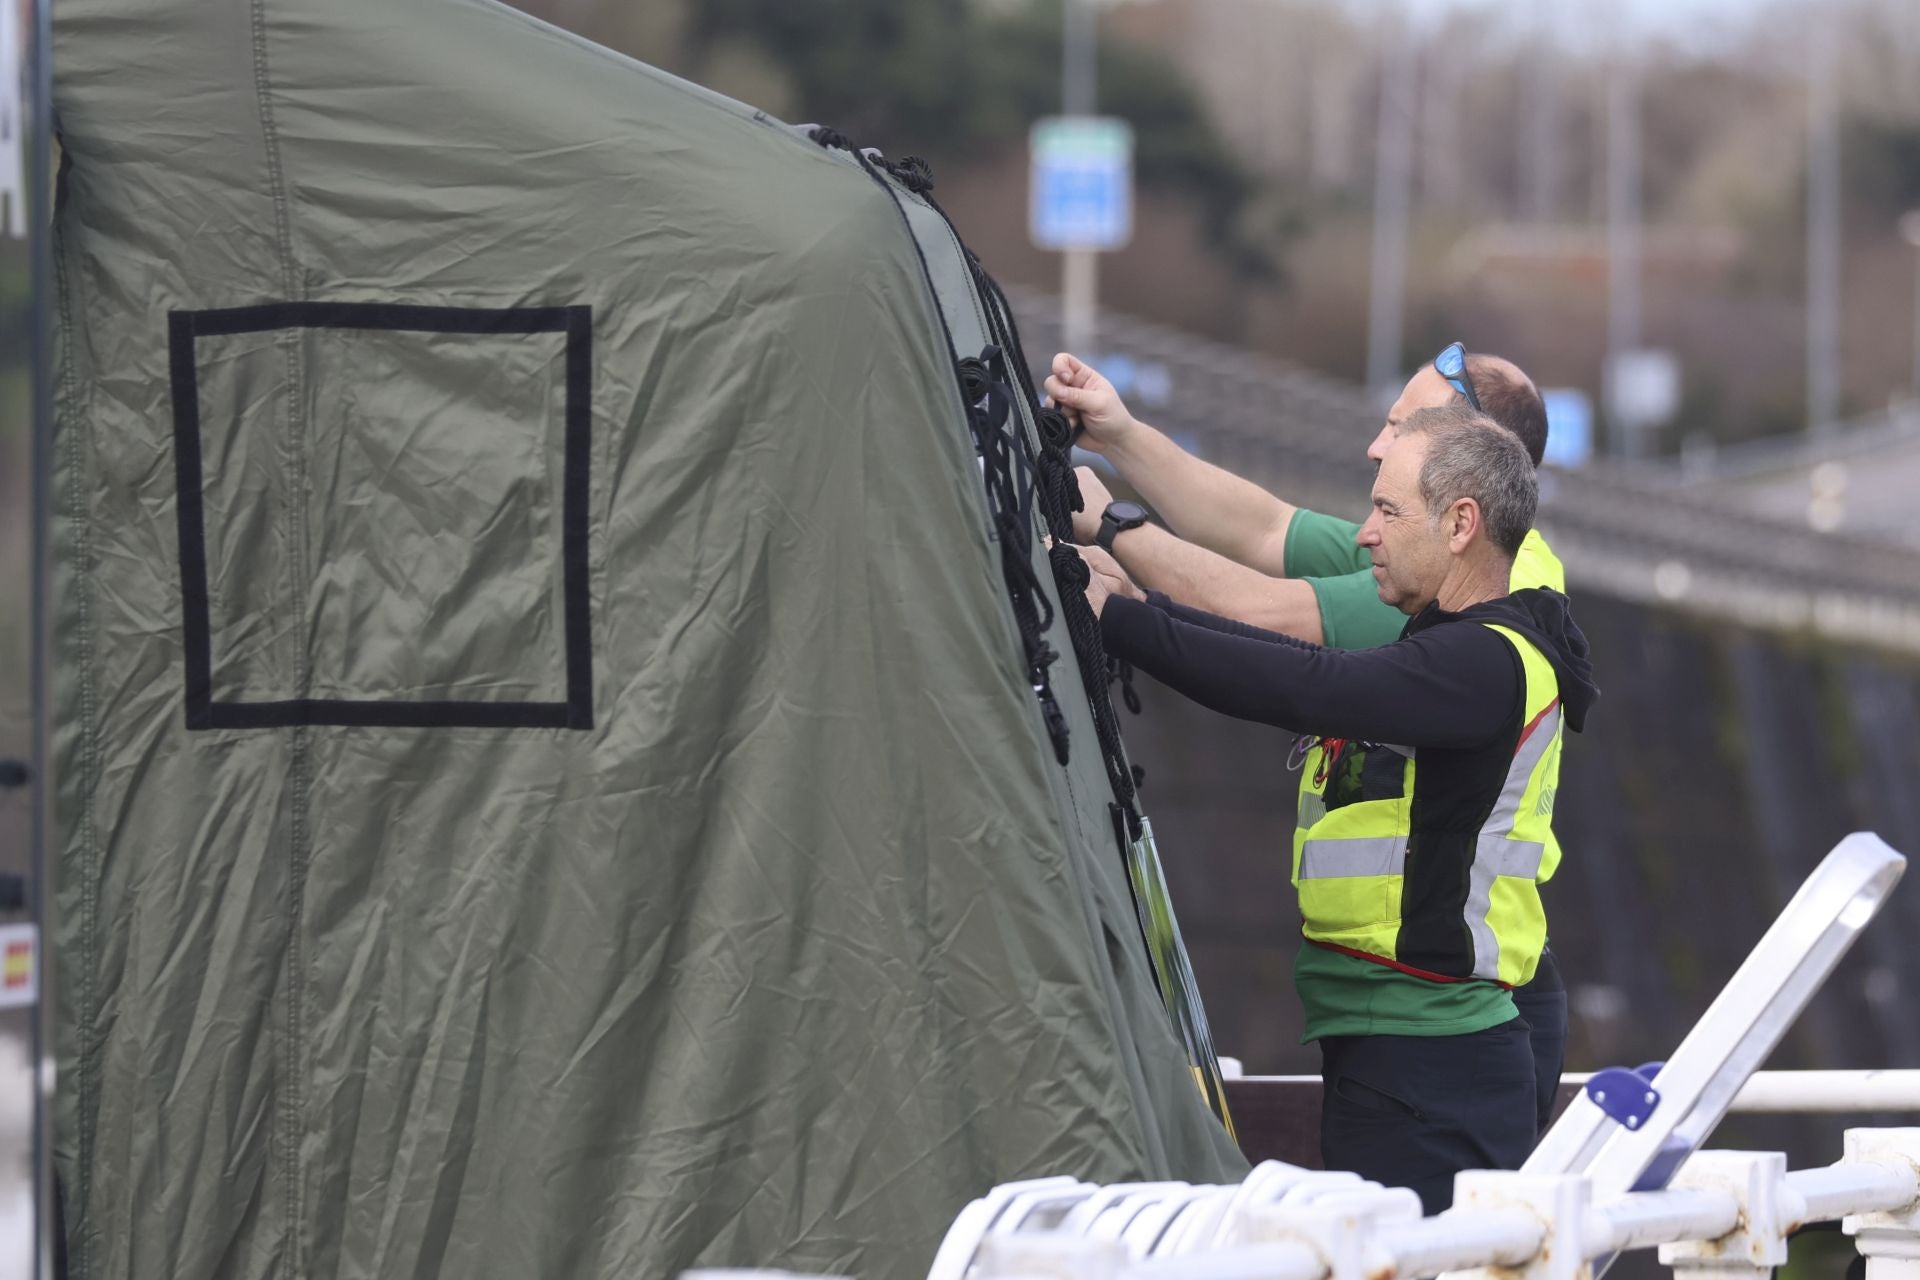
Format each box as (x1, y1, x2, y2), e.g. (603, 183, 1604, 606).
(963, 344, 1071, 766)
(886, 155, 936, 194)
(973, 280, 1143, 838)
(805, 124, 852, 151)
(827, 123, 1145, 831)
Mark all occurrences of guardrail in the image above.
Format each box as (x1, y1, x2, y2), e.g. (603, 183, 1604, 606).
(1229, 1069, 1920, 1115)
(1003, 289, 1920, 653)
(1217, 1070, 1920, 1172)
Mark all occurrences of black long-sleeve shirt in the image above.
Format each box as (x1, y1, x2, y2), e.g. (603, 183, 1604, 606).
(1103, 586, 1596, 983)
(1101, 591, 1525, 750)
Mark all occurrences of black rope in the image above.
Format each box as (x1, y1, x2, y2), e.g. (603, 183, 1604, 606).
(925, 164, 1144, 833)
(963, 346, 1070, 764)
(1032, 408, 1082, 544)
(812, 123, 1141, 829)
(886, 154, 936, 195)
(972, 268, 1143, 835)
(807, 125, 852, 151)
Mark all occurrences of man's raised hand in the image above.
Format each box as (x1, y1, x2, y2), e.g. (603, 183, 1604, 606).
(1044, 353, 1134, 454)
(1077, 544, 1144, 605)
(1073, 544, 1139, 618)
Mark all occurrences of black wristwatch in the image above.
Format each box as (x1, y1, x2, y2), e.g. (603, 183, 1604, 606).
(1096, 500, 1150, 554)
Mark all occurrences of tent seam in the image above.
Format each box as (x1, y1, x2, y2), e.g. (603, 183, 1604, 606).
(248, 0, 298, 301)
(246, 4, 312, 1275)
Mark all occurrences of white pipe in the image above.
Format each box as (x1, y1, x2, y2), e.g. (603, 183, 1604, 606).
(1124, 1241, 1323, 1280)
(1231, 1071, 1920, 1115)
(1787, 1163, 1920, 1223)
(1560, 1070, 1920, 1114)
(1372, 1208, 1546, 1275)
(1592, 1188, 1740, 1252)
(1723, 1072, 1920, 1114)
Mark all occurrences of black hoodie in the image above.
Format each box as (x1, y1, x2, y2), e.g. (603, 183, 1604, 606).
(1101, 585, 1600, 980)
(1451, 588, 1599, 733)
(1101, 586, 1599, 749)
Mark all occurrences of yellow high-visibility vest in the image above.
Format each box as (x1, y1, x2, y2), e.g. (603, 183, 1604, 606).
(1511, 528, 1564, 593)
(1288, 618, 1565, 988)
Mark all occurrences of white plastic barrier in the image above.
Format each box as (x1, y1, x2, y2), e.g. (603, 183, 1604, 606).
(938, 1129, 1920, 1280)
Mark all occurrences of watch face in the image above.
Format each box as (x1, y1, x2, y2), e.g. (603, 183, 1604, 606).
(1108, 501, 1149, 525)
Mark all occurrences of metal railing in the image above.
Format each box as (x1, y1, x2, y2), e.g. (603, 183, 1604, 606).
(1004, 289, 1920, 653)
(1225, 1069, 1920, 1116)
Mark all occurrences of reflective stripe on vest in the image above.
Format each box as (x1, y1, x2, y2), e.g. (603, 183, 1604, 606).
(1464, 699, 1560, 980)
(1298, 834, 1405, 880)
(1295, 783, 1326, 830)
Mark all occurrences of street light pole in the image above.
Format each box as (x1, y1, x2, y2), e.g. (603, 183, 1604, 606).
(1901, 211, 1920, 403)
(1061, 0, 1097, 357)
(1604, 50, 1643, 458)
(1806, 20, 1842, 433)
(1364, 6, 1416, 400)
(1520, 0, 1560, 225)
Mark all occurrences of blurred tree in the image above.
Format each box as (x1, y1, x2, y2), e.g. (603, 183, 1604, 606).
(516, 0, 696, 74)
(507, 0, 1289, 282)
(682, 0, 1284, 279)
(687, 0, 978, 148)
(1841, 116, 1920, 223)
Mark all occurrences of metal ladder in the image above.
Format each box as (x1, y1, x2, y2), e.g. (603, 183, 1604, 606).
(1522, 832, 1906, 1233)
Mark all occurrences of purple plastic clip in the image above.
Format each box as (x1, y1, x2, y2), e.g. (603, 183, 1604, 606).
(1586, 1062, 1662, 1132)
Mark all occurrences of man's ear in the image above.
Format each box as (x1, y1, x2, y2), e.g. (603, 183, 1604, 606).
(1447, 498, 1482, 552)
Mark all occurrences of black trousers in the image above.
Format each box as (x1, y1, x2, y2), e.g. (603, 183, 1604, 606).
(1513, 947, 1569, 1134)
(1319, 1015, 1537, 1215)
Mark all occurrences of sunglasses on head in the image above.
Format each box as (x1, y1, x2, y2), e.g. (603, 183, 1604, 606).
(1433, 342, 1482, 412)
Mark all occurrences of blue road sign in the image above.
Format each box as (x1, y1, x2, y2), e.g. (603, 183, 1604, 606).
(1030, 116, 1134, 252)
(1541, 388, 1594, 469)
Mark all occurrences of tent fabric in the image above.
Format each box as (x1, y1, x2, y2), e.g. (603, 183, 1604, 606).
(48, 1, 1244, 1277)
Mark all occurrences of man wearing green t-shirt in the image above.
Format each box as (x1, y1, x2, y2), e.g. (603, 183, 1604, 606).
(1045, 343, 1570, 1140)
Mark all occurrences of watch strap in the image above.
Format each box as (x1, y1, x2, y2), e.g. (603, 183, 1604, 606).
(1097, 504, 1145, 555)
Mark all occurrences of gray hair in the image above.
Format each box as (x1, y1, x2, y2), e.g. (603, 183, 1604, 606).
(1397, 404, 1538, 556)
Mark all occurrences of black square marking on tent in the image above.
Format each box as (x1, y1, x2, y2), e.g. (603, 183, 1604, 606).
(167, 302, 594, 731)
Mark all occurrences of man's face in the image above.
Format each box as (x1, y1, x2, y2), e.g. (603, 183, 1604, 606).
(1356, 433, 1451, 615)
(1367, 365, 1459, 464)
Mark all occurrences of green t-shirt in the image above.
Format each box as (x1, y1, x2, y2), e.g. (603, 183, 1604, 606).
(1294, 944, 1517, 1040)
(1282, 508, 1405, 649)
(1281, 507, 1559, 1040)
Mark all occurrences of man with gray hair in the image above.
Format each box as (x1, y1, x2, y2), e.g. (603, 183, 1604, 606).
(1054, 342, 1574, 1141)
(1080, 405, 1598, 1212)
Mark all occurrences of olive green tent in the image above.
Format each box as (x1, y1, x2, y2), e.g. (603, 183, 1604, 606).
(49, 1, 1245, 1275)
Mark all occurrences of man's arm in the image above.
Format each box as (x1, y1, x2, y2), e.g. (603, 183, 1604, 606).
(1101, 522, 1327, 644)
(1076, 465, 1405, 649)
(1045, 354, 1295, 575)
(1099, 423, 1297, 575)
(1071, 464, 1324, 640)
(1099, 594, 1520, 749)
